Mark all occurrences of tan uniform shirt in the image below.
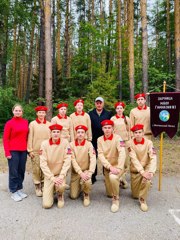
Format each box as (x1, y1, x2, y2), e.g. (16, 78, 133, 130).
(129, 107, 152, 135)
(70, 140, 96, 177)
(128, 138, 157, 174)
(40, 138, 71, 181)
(51, 116, 74, 142)
(111, 115, 131, 141)
(70, 112, 92, 141)
(97, 134, 126, 170)
(27, 120, 51, 154)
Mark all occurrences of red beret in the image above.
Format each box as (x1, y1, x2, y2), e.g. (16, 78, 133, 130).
(130, 124, 144, 132)
(101, 120, 114, 127)
(74, 99, 84, 106)
(75, 125, 88, 132)
(49, 124, 63, 131)
(34, 106, 48, 112)
(114, 102, 126, 108)
(134, 93, 146, 99)
(56, 103, 68, 109)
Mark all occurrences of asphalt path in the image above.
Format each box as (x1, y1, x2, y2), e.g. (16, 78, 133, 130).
(0, 173, 180, 240)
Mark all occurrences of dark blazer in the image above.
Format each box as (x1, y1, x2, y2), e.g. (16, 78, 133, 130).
(88, 108, 112, 151)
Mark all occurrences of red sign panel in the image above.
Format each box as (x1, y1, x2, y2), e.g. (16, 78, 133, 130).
(150, 92, 180, 138)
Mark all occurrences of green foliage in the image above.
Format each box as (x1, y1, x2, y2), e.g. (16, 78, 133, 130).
(149, 0, 175, 74)
(22, 102, 37, 123)
(0, 88, 44, 134)
(124, 103, 137, 116)
(85, 69, 118, 111)
(148, 67, 175, 92)
(0, 87, 19, 133)
(0, 0, 178, 115)
(52, 96, 77, 116)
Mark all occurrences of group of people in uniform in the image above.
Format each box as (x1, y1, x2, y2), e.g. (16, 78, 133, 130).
(3, 93, 157, 213)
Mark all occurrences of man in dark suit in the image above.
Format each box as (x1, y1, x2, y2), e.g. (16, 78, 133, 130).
(89, 97, 112, 183)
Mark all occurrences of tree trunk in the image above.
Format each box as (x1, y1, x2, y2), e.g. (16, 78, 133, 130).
(0, 45, 3, 86)
(22, 34, 27, 99)
(64, 0, 71, 78)
(25, 0, 36, 103)
(91, 0, 95, 23)
(11, 23, 17, 86)
(128, 0, 134, 103)
(117, 0, 122, 100)
(15, 25, 22, 96)
(39, 0, 45, 99)
(44, 0, 53, 119)
(18, 30, 26, 99)
(56, 0, 62, 74)
(100, 0, 106, 71)
(18, 62, 23, 99)
(0, 37, 3, 86)
(52, 0, 56, 91)
(89, 0, 95, 82)
(141, 0, 148, 93)
(166, 0, 171, 73)
(155, 1, 160, 68)
(175, 0, 180, 91)
(123, 0, 128, 26)
(0, 12, 9, 86)
(106, 0, 113, 73)
(123, 0, 128, 69)
(34, 33, 39, 77)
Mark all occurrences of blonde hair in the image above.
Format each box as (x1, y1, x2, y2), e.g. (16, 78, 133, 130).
(12, 103, 23, 112)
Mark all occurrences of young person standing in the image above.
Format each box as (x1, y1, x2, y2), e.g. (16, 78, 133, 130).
(28, 106, 51, 197)
(51, 102, 74, 142)
(3, 104, 29, 202)
(70, 99, 92, 141)
(130, 93, 152, 139)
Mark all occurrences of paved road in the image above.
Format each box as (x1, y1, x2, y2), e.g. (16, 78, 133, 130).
(0, 173, 180, 240)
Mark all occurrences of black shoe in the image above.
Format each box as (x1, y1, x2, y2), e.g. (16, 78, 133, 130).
(92, 177, 97, 184)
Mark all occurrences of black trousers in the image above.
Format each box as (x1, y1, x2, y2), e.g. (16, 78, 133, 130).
(8, 151, 27, 193)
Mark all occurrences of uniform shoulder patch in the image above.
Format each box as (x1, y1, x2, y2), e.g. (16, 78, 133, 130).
(39, 150, 43, 155)
(120, 140, 125, 147)
(152, 147, 156, 155)
(67, 147, 72, 155)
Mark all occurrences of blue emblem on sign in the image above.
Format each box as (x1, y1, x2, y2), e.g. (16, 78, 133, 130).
(159, 110, 170, 122)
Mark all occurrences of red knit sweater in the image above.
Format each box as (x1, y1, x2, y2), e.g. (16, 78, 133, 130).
(3, 117, 29, 157)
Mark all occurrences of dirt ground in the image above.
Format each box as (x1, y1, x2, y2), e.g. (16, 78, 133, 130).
(0, 137, 180, 175)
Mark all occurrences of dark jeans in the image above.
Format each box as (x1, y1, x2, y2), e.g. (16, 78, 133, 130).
(8, 151, 27, 193)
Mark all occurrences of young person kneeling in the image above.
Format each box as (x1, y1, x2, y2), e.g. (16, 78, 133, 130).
(70, 125, 96, 207)
(40, 124, 71, 209)
(97, 120, 126, 213)
(129, 124, 157, 212)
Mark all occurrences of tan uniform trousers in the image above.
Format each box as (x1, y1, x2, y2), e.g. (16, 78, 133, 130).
(31, 154, 44, 185)
(121, 141, 130, 180)
(131, 172, 152, 201)
(70, 172, 92, 199)
(104, 168, 124, 198)
(43, 177, 66, 209)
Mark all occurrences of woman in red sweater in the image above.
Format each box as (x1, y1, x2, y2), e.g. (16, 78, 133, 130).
(3, 104, 29, 202)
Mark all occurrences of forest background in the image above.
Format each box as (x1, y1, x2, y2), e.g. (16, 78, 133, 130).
(0, 0, 180, 133)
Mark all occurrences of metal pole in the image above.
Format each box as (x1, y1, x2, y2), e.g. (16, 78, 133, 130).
(158, 81, 166, 191)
